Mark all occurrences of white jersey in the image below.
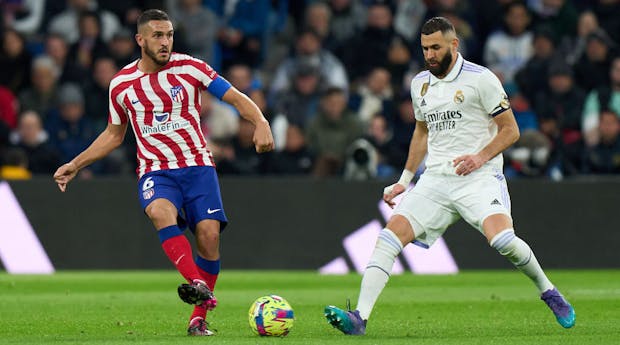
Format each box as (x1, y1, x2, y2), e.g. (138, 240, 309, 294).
(410, 53, 510, 175)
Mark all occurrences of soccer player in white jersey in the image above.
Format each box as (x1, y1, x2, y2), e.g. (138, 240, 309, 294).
(325, 17, 575, 335)
(53, 9, 274, 336)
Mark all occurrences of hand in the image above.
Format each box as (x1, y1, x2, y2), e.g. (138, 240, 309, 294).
(453, 154, 485, 176)
(53, 162, 79, 192)
(253, 120, 274, 153)
(383, 183, 406, 209)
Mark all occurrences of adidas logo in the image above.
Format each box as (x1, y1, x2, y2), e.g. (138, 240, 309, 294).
(491, 199, 501, 205)
(420, 98, 427, 106)
(319, 197, 458, 275)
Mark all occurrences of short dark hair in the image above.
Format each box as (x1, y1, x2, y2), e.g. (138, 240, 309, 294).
(137, 9, 170, 30)
(420, 17, 455, 36)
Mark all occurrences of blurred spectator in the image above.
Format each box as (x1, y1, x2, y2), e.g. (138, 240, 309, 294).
(365, 113, 400, 177)
(505, 129, 552, 177)
(389, 94, 416, 168)
(266, 124, 315, 175)
(0, 147, 31, 180)
(274, 62, 323, 128)
(349, 67, 394, 124)
(271, 62, 323, 151)
(226, 64, 267, 114)
(306, 87, 364, 177)
(303, 2, 334, 49)
(528, 0, 578, 44)
(536, 61, 585, 141)
(44, 33, 88, 84)
(473, 0, 513, 47)
(215, 0, 270, 69)
(426, 0, 478, 61)
(2, 0, 45, 37)
(0, 28, 32, 93)
(583, 110, 620, 174)
(216, 118, 267, 175)
(591, 0, 620, 45)
(48, 0, 121, 44)
(573, 28, 616, 92)
(9, 110, 60, 174)
(108, 28, 139, 68)
(97, 0, 144, 28)
(581, 56, 620, 147)
(340, 3, 411, 83)
(270, 29, 348, 99)
(85, 57, 118, 131)
(45, 83, 97, 168)
(327, 0, 367, 49)
(259, 1, 296, 86)
(515, 26, 557, 104)
(18, 55, 60, 120)
(0, 85, 18, 129)
(535, 61, 586, 176)
(393, 0, 427, 43)
(200, 91, 239, 143)
(483, 1, 533, 86)
(564, 10, 599, 66)
(68, 11, 111, 74)
(166, 0, 218, 64)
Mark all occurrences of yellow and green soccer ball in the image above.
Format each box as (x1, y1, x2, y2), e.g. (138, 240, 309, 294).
(248, 295, 295, 336)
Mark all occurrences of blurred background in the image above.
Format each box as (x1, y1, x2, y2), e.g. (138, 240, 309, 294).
(0, 0, 619, 272)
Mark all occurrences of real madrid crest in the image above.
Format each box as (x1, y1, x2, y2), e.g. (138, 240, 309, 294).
(454, 90, 464, 104)
(421, 82, 429, 97)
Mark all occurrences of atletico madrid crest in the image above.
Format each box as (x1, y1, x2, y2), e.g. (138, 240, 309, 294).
(170, 85, 184, 102)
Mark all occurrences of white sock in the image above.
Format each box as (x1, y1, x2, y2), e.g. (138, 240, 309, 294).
(490, 229, 554, 293)
(356, 228, 403, 320)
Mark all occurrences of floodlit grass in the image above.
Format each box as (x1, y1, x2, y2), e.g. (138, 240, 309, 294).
(0, 270, 619, 344)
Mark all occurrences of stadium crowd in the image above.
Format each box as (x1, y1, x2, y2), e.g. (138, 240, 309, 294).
(0, 0, 619, 181)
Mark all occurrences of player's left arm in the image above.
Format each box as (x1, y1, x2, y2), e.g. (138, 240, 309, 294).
(222, 87, 274, 153)
(454, 69, 519, 176)
(454, 109, 519, 176)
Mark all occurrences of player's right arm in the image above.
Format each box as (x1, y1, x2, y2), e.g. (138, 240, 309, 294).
(53, 123, 128, 192)
(383, 120, 428, 208)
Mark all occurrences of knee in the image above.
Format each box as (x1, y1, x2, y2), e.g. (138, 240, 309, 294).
(386, 215, 415, 245)
(199, 228, 220, 244)
(146, 202, 176, 224)
(489, 228, 516, 255)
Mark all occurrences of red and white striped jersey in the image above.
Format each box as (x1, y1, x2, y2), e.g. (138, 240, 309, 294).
(108, 53, 231, 177)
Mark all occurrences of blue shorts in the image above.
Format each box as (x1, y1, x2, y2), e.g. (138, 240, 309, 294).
(137, 166, 228, 232)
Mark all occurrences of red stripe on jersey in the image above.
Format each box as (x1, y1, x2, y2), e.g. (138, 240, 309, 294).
(167, 74, 206, 166)
(173, 58, 218, 88)
(152, 133, 188, 168)
(178, 74, 203, 119)
(131, 79, 170, 170)
(122, 95, 168, 173)
(147, 74, 188, 166)
(133, 78, 154, 126)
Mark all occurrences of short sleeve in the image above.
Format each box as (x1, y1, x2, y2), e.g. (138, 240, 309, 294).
(411, 78, 427, 122)
(478, 69, 510, 117)
(108, 84, 128, 124)
(194, 60, 232, 100)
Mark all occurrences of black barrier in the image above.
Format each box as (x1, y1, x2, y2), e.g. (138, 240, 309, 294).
(3, 177, 620, 270)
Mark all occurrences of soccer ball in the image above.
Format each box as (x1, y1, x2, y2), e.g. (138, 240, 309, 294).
(248, 295, 295, 336)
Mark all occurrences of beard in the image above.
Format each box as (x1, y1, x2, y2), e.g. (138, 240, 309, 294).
(144, 42, 170, 66)
(425, 50, 453, 77)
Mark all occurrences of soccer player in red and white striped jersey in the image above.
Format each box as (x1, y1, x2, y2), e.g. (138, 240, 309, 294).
(54, 9, 274, 336)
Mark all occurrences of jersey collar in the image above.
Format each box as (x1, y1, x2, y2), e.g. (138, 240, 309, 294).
(429, 53, 464, 85)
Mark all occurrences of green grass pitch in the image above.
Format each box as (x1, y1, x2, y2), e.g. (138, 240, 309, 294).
(1, 270, 619, 345)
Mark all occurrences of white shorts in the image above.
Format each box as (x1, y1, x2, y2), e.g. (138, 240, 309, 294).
(393, 170, 512, 248)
